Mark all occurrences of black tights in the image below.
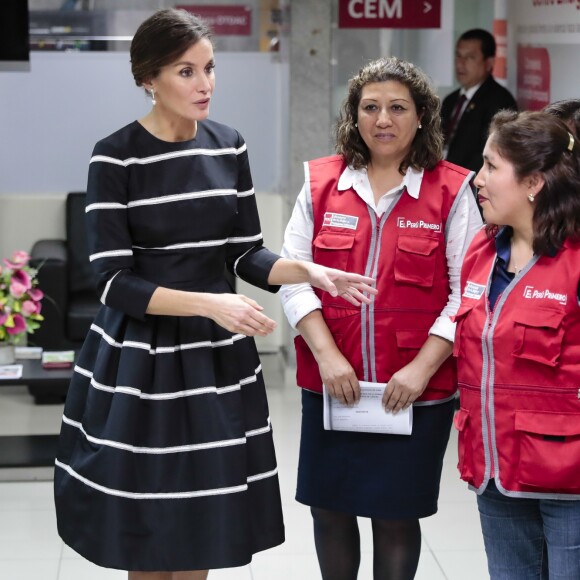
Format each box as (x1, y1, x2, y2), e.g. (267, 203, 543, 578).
(311, 507, 421, 580)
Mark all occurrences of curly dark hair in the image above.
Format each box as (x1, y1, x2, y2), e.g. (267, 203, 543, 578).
(130, 9, 213, 89)
(484, 110, 580, 255)
(335, 57, 443, 173)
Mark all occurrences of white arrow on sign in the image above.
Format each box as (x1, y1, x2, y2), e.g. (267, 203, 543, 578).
(423, 2, 432, 14)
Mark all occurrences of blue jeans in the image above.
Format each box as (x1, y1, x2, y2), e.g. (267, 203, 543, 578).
(476, 479, 580, 579)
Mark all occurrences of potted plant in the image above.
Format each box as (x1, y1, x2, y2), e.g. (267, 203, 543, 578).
(0, 250, 44, 365)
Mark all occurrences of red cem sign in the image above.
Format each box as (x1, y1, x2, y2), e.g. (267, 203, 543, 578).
(517, 45, 551, 111)
(176, 5, 251, 36)
(339, 0, 441, 29)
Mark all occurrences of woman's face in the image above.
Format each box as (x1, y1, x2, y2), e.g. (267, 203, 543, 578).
(149, 38, 215, 122)
(474, 136, 538, 227)
(356, 80, 421, 166)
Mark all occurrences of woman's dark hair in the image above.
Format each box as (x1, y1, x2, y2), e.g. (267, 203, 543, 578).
(543, 99, 580, 141)
(130, 9, 213, 88)
(335, 57, 443, 173)
(485, 110, 580, 255)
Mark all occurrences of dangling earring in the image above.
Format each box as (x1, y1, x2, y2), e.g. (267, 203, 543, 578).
(149, 88, 156, 106)
(418, 123, 422, 129)
(354, 122, 358, 128)
(528, 193, 534, 202)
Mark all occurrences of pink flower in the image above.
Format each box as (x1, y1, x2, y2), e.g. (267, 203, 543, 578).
(9, 280, 27, 299)
(3, 250, 30, 270)
(6, 314, 26, 335)
(12, 268, 31, 290)
(21, 300, 41, 316)
(28, 287, 44, 301)
(0, 313, 7, 326)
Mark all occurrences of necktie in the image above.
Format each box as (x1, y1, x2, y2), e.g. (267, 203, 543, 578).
(446, 94, 467, 142)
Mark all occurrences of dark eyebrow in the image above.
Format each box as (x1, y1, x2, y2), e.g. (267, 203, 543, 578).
(172, 59, 215, 68)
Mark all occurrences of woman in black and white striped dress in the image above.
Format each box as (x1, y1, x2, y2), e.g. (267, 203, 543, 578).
(53, 9, 376, 580)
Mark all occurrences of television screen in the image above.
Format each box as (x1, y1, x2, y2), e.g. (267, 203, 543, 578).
(0, 0, 30, 71)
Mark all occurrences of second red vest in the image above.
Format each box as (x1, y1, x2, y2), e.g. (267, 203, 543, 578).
(295, 155, 471, 403)
(454, 230, 580, 497)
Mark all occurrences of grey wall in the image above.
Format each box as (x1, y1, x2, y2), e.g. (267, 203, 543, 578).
(0, 51, 287, 194)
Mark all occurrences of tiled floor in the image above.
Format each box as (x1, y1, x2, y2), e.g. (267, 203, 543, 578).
(0, 355, 489, 579)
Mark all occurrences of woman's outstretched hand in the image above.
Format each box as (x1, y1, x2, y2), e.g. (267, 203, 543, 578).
(303, 263, 377, 307)
(203, 294, 277, 337)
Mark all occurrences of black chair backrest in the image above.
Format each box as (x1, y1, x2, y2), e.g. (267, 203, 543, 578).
(66, 192, 98, 295)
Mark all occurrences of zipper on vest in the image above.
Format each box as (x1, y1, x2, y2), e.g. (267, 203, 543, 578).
(482, 309, 496, 479)
(364, 214, 382, 382)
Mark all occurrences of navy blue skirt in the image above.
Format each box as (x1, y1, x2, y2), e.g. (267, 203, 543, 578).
(296, 389, 454, 520)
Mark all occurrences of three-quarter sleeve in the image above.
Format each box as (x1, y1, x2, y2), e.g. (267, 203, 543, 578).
(429, 177, 483, 341)
(86, 142, 158, 320)
(279, 183, 322, 328)
(225, 132, 281, 293)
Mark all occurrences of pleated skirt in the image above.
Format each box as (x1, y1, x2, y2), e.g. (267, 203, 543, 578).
(54, 306, 285, 571)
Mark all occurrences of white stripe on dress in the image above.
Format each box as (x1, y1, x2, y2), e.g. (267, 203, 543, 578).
(227, 233, 263, 244)
(247, 468, 278, 483)
(86, 202, 127, 212)
(233, 246, 256, 278)
(131, 233, 262, 252)
(61, 414, 272, 454)
(55, 459, 278, 500)
(133, 239, 228, 251)
(89, 143, 247, 168)
(89, 323, 248, 353)
(127, 189, 237, 208)
(237, 188, 255, 198)
(86, 189, 247, 212)
(89, 249, 133, 262)
(74, 364, 262, 400)
(100, 270, 121, 305)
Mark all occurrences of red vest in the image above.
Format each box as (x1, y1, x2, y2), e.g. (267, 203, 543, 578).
(454, 230, 580, 498)
(295, 155, 471, 403)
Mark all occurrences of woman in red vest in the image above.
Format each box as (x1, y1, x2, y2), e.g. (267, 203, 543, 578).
(454, 110, 580, 579)
(280, 57, 482, 579)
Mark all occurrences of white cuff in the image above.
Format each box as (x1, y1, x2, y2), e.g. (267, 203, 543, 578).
(428, 315, 456, 343)
(282, 291, 322, 329)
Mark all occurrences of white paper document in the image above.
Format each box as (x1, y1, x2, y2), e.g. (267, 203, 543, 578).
(323, 381, 413, 435)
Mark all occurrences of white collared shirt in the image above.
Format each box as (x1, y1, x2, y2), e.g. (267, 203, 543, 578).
(279, 164, 483, 342)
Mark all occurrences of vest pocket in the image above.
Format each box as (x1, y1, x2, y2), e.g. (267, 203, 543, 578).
(394, 235, 439, 287)
(313, 230, 355, 271)
(515, 410, 580, 491)
(512, 308, 565, 367)
(452, 302, 476, 358)
(395, 329, 427, 366)
(453, 408, 474, 482)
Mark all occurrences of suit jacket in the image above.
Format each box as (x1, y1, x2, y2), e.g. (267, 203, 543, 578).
(441, 75, 517, 172)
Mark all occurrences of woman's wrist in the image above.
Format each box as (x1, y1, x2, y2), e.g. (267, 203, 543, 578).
(268, 258, 310, 285)
(189, 292, 215, 318)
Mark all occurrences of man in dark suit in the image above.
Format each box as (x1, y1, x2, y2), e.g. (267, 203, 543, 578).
(442, 29, 517, 172)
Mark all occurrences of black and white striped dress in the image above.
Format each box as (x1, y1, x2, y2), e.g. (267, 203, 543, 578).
(54, 120, 285, 571)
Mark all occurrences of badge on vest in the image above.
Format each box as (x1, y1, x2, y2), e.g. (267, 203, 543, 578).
(523, 285, 568, 305)
(323, 212, 359, 230)
(396, 217, 442, 232)
(463, 281, 486, 300)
